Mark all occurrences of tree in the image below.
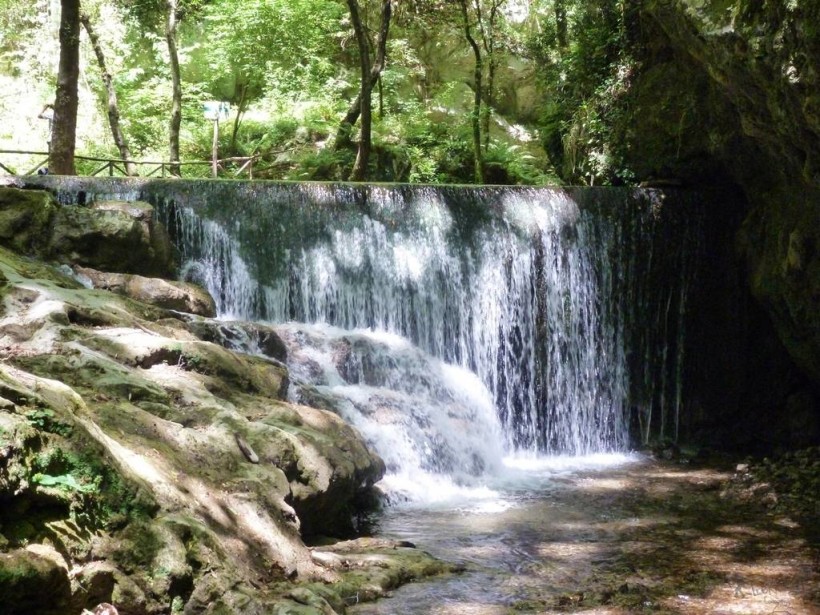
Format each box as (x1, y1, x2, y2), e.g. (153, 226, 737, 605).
(458, 0, 483, 183)
(339, 0, 393, 181)
(50, 0, 81, 175)
(200, 0, 344, 153)
(81, 12, 137, 176)
(166, 0, 182, 175)
(477, 0, 506, 152)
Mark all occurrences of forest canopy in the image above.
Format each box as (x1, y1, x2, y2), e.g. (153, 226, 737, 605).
(0, 0, 636, 184)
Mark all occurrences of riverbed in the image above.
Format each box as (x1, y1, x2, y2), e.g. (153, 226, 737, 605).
(352, 456, 819, 614)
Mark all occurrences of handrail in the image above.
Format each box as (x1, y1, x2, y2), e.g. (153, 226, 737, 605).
(0, 149, 213, 166)
(0, 149, 257, 178)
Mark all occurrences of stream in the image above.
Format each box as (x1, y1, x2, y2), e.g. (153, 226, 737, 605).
(350, 456, 820, 615)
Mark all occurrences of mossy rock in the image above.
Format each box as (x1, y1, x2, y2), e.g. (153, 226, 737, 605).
(76, 267, 216, 317)
(48, 200, 176, 278)
(84, 328, 290, 400)
(738, 189, 820, 385)
(0, 188, 57, 256)
(0, 545, 72, 615)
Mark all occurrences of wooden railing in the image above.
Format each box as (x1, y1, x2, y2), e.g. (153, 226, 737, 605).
(0, 149, 261, 179)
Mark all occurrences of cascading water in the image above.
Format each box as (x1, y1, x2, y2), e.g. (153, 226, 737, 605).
(162, 186, 645, 455)
(277, 323, 505, 502)
(18, 177, 703, 497)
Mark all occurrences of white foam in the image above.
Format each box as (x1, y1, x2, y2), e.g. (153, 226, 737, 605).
(280, 323, 507, 503)
(502, 451, 641, 473)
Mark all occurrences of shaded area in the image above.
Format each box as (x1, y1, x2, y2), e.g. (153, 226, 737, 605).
(353, 458, 820, 614)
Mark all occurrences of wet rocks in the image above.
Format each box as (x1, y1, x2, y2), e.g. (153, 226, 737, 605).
(0, 231, 390, 613)
(49, 200, 176, 278)
(74, 266, 216, 317)
(729, 447, 820, 528)
(0, 544, 72, 615)
(0, 187, 57, 255)
(184, 319, 288, 362)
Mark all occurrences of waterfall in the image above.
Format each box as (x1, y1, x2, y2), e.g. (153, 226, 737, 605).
(17, 177, 703, 473)
(153, 183, 699, 455)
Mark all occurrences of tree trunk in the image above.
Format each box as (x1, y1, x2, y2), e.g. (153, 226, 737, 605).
(480, 1, 503, 153)
(50, 0, 81, 176)
(80, 13, 137, 176)
(483, 54, 495, 152)
(555, 0, 568, 50)
(347, 0, 371, 181)
(166, 0, 182, 176)
(229, 83, 248, 154)
(459, 0, 483, 184)
(336, 0, 392, 156)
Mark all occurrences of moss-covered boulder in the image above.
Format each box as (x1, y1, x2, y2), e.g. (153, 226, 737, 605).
(75, 266, 216, 317)
(0, 545, 72, 615)
(48, 200, 176, 278)
(0, 239, 399, 614)
(0, 187, 57, 255)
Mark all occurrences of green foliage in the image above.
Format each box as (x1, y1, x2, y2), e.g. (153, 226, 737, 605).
(25, 408, 72, 436)
(530, 0, 637, 185)
(29, 444, 155, 529)
(197, 0, 345, 107)
(484, 141, 558, 185)
(32, 471, 96, 494)
(1, 0, 592, 185)
(119, 72, 173, 156)
(292, 147, 355, 182)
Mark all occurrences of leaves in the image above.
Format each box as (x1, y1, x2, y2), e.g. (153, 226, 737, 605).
(32, 471, 97, 494)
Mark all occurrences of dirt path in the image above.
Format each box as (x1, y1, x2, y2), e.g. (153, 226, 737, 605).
(353, 459, 820, 614)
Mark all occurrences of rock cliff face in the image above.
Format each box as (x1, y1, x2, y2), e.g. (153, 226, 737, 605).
(0, 188, 445, 615)
(617, 0, 820, 446)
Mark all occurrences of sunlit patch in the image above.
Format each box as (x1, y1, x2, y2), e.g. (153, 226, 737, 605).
(642, 468, 727, 482)
(716, 524, 780, 539)
(25, 298, 64, 321)
(593, 515, 678, 536)
(693, 535, 742, 551)
(666, 585, 804, 614)
(410, 192, 454, 233)
(535, 541, 606, 559)
(392, 242, 428, 282)
(576, 477, 632, 491)
(773, 517, 800, 529)
(715, 562, 810, 581)
(501, 189, 579, 234)
(502, 452, 641, 473)
(427, 603, 509, 615)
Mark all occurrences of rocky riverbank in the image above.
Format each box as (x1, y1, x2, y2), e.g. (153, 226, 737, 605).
(0, 186, 453, 614)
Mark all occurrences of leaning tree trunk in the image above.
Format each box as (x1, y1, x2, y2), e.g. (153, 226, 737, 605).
(336, 0, 392, 158)
(229, 83, 248, 153)
(166, 0, 182, 176)
(81, 13, 137, 176)
(50, 0, 81, 175)
(346, 0, 371, 181)
(480, 0, 503, 153)
(459, 0, 484, 184)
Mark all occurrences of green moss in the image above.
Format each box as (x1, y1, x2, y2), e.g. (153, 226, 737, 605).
(0, 188, 58, 256)
(24, 408, 72, 437)
(111, 521, 163, 572)
(0, 246, 81, 290)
